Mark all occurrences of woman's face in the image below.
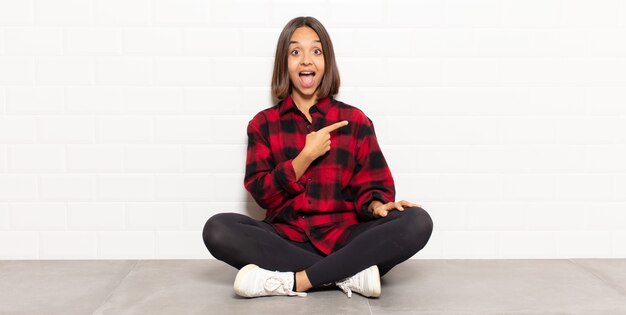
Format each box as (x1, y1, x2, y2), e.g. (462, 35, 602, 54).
(287, 26, 325, 100)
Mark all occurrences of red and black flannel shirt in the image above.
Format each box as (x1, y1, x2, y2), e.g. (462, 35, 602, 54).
(243, 95, 395, 255)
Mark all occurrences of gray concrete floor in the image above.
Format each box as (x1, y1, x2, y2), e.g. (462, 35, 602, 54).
(1, 260, 626, 314)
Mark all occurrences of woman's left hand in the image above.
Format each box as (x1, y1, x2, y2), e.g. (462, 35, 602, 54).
(371, 200, 421, 218)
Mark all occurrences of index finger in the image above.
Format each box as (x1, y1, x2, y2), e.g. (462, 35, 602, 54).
(320, 120, 349, 133)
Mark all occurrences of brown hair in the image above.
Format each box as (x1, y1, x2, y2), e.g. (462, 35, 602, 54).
(271, 16, 340, 101)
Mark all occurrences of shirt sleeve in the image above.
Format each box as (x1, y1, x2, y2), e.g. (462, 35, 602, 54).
(349, 116, 396, 220)
(243, 117, 305, 210)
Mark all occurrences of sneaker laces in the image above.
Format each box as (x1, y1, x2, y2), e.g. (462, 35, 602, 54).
(335, 277, 355, 298)
(264, 274, 307, 297)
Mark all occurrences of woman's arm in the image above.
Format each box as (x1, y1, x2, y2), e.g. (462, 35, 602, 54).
(349, 115, 396, 220)
(244, 117, 350, 210)
(292, 150, 314, 180)
(244, 119, 306, 210)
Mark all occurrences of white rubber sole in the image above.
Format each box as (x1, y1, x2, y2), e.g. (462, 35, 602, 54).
(233, 264, 259, 297)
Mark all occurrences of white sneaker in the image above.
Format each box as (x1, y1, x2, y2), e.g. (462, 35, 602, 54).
(233, 264, 307, 298)
(335, 265, 381, 298)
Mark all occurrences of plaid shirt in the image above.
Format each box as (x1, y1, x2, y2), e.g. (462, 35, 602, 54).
(244, 95, 395, 255)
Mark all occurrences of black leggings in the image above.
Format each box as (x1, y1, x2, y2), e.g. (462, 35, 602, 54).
(202, 207, 433, 287)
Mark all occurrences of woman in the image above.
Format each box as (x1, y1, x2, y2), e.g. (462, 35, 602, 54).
(203, 16, 433, 298)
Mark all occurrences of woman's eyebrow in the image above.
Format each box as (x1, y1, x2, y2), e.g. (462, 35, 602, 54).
(289, 40, 322, 44)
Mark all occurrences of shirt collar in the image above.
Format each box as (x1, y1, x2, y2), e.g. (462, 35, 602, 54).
(279, 94, 333, 116)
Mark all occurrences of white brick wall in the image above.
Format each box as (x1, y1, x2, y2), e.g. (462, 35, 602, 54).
(1, 0, 625, 259)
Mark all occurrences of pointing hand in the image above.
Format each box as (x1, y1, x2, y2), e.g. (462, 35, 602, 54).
(303, 120, 349, 160)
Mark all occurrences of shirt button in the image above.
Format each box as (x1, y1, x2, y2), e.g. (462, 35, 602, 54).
(307, 177, 312, 181)
(306, 125, 311, 130)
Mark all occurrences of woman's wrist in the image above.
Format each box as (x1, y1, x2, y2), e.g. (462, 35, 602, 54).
(292, 150, 315, 180)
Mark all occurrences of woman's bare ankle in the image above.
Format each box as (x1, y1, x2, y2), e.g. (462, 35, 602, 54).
(295, 270, 313, 292)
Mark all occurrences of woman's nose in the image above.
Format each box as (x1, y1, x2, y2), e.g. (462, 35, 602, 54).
(300, 52, 312, 65)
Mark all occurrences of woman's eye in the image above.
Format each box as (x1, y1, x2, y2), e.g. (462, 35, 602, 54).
(314, 49, 322, 55)
(291, 50, 300, 55)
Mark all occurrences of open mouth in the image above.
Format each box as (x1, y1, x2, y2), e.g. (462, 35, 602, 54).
(299, 71, 316, 88)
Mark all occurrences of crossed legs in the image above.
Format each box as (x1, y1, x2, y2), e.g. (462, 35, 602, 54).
(203, 206, 433, 291)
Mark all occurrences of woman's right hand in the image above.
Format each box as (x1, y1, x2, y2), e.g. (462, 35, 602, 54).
(370, 200, 421, 218)
(302, 120, 349, 160)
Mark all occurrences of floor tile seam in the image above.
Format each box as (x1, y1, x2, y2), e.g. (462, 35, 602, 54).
(90, 260, 141, 315)
(568, 259, 626, 297)
(367, 304, 554, 314)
